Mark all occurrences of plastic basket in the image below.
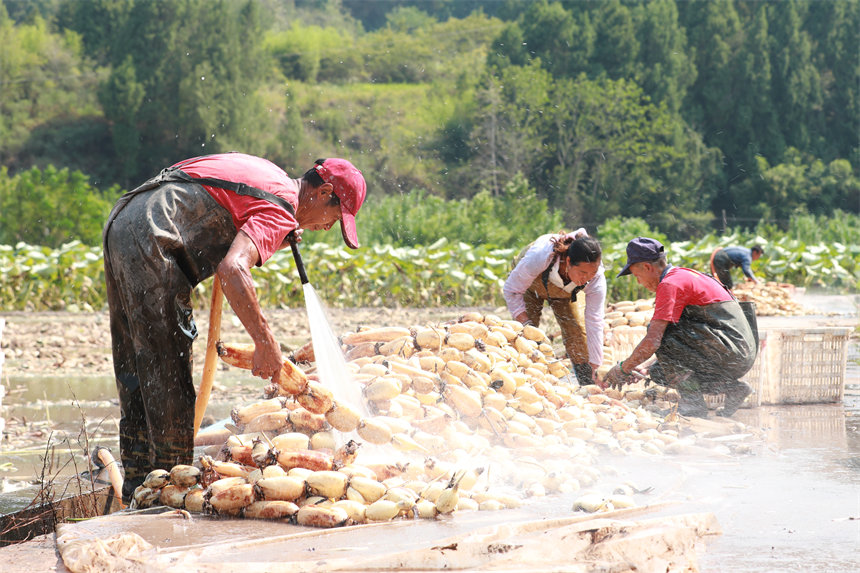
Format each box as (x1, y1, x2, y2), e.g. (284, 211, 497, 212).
(760, 327, 851, 405)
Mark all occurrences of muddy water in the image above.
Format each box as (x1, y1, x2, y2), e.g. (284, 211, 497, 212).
(0, 373, 256, 515)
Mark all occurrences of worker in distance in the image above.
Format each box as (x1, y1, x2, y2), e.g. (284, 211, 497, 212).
(710, 244, 765, 290)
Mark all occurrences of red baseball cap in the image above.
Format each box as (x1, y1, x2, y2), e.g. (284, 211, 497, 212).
(314, 159, 366, 249)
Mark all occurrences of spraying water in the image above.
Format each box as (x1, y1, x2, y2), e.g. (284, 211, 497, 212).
(288, 237, 370, 419)
(290, 239, 418, 462)
(301, 282, 370, 419)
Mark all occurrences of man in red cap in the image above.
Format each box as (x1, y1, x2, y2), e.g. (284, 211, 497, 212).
(604, 237, 756, 418)
(102, 152, 366, 502)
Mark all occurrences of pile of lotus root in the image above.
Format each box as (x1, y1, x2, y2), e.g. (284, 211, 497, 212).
(131, 311, 748, 526)
(732, 281, 809, 316)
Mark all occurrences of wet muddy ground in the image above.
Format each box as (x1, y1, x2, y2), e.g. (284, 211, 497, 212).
(1, 293, 858, 570)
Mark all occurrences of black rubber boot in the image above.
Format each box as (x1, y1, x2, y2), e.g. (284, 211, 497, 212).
(716, 381, 752, 417)
(677, 389, 709, 418)
(119, 427, 151, 505)
(572, 363, 593, 386)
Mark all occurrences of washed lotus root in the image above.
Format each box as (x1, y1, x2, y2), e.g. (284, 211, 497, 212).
(133, 312, 742, 524)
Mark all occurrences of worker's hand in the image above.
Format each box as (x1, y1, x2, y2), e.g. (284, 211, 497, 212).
(513, 311, 532, 327)
(561, 228, 588, 241)
(281, 230, 304, 249)
(603, 364, 633, 391)
(252, 342, 283, 383)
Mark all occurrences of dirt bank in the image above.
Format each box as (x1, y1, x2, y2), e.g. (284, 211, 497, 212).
(2, 291, 854, 380)
(0, 306, 505, 380)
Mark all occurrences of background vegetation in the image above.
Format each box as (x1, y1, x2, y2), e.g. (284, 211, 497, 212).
(0, 0, 857, 309)
(2, 210, 857, 312)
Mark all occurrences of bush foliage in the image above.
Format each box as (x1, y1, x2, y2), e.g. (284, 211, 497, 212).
(0, 166, 120, 248)
(2, 213, 856, 312)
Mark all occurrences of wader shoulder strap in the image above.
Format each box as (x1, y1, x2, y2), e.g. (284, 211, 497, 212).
(160, 167, 295, 216)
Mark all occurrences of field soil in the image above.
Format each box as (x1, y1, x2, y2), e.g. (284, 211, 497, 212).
(0, 306, 510, 380)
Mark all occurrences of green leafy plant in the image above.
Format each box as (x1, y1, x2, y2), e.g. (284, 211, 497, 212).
(2, 218, 857, 312)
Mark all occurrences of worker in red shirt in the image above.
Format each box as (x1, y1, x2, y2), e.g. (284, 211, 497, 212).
(603, 237, 756, 418)
(103, 153, 366, 503)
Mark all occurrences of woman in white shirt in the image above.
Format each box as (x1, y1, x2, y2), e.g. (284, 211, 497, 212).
(503, 229, 606, 385)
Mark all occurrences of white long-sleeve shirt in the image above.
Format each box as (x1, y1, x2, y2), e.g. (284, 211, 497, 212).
(503, 233, 606, 366)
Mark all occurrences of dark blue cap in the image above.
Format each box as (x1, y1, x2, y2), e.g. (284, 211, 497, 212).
(617, 237, 664, 277)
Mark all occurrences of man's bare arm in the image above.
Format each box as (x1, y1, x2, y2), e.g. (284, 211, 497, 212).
(216, 231, 282, 381)
(621, 319, 668, 373)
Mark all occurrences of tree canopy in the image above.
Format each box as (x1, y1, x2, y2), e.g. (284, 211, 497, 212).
(0, 0, 857, 246)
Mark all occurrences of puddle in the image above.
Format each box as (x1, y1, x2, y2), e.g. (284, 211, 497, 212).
(0, 373, 259, 515)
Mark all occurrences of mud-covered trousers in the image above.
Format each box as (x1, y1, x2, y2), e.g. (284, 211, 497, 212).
(710, 248, 737, 290)
(522, 289, 591, 384)
(649, 300, 756, 397)
(103, 181, 236, 502)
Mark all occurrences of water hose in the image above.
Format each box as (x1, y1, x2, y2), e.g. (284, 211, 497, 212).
(289, 233, 309, 285)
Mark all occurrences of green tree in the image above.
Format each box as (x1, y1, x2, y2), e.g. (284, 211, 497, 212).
(734, 5, 781, 162)
(806, 0, 859, 163)
(99, 0, 269, 183)
(589, 0, 639, 80)
(265, 22, 341, 83)
(681, 0, 741, 153)
(386, 5, 436, 32)
(734, 149, 810, 226)
(468, 63, 551, 196)
(806, 159, 860, 216)
(542, 76, 718, 237)
(491, 1, 592, 78)
(0, 165, 119, 247)
(632, 0, 695, 114)
(99, 56, 144, 183)
(486, 20, 527, 69)
(768, 0, 821, 155)
(55, 0, 132, 66)
(0, 7, 103, 166)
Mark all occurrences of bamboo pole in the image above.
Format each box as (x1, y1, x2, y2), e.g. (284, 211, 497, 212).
(194, 278, 223, 437)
